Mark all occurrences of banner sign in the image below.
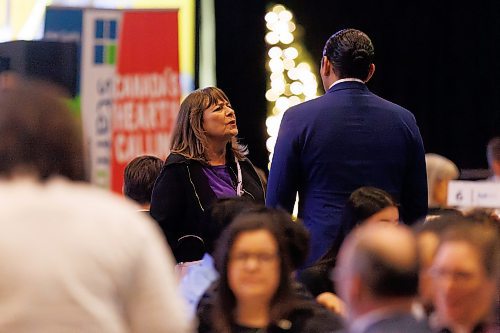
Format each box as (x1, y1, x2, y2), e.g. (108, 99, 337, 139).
(111, 10, 179, 192)
(44, 7, 180, 192)
(448, 180, 500, 208)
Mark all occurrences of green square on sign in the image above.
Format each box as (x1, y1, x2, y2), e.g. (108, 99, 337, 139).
(106, 44, 116, 64)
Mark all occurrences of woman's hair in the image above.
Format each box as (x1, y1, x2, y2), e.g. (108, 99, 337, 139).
(0, 79, 84, 181)
(315, 186, 398, 269)
(322, 28, 374, 80)
(212, 208, 299, 332)
(425, 153, 459, 206)
(170, 86, 247, 163)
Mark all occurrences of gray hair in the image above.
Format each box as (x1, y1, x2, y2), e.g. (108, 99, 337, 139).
(425, 153, 459, 206)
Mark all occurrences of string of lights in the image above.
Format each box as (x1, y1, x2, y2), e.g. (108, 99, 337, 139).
(264, 4, 319, 168)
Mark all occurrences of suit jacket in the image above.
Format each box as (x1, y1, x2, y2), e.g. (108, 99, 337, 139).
(357, 313, 432, 333)
(267, 81, 428, 264)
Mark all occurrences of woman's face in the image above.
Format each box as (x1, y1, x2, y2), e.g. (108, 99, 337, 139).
(431, 241, 496, 327)
(228, 229, 280, 304)
(364, 206, 399, 225)
(202, 99, 238, 144)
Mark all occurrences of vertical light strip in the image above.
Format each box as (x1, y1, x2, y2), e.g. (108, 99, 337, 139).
(199, 0, 216, 88)
(264, 4, 319, 218)
(264, 4, 319, 168)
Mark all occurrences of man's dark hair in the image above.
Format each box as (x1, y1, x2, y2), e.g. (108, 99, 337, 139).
(123, 155, 163, 205)
(0, 80, 84, 181)
(201, 197, 260, 254)
(323, 28, 374, 80)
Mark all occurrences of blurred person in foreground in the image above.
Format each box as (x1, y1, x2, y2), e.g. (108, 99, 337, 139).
(0, 79, 192, 333)
(200, 208, 343, 333)
(267, 28, 428, 266)
(150, 87, 265, 263)
(333, 223, 432, 333)
(123, 154, 164, 212)
(179, 196, 260, 318)
(429, 220, 499, 332)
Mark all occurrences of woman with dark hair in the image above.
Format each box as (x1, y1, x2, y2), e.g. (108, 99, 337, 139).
(298, 186, 399, 298)
(200, 208, 342, 333)
(150, 87, 265, 263)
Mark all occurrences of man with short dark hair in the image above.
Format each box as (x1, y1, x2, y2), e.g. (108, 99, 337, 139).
(267, 28, 428, 265)
(334, 223, 432, 333)
(486, 136, 500, 182)
(123, 155, 164, 211)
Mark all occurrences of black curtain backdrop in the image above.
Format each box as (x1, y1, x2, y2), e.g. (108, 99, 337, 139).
(214, 0, 500, 172)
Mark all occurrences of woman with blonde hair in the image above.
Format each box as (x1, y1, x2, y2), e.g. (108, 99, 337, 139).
(150, 87, 265, 263)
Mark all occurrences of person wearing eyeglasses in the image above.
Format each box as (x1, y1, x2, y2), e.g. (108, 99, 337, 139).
(200, 208, 343, 333)
(429, 222, 499, 333)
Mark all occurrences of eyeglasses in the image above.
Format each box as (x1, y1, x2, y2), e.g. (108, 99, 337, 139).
(428, 267, 477, 283)
(230, 252, 279, 265)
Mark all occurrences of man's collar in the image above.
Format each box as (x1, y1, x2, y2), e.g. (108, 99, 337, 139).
(328, 78, 365, 90)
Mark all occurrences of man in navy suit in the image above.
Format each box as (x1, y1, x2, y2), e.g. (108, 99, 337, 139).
(333, 223, 432, 333)
(266, 28, 427, 265)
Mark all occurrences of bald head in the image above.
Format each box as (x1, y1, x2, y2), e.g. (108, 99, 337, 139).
(337, 223, 419, 299)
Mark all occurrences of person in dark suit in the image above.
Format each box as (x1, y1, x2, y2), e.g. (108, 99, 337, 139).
(333, 223, 432, 333)
(266, 28, 428, 265)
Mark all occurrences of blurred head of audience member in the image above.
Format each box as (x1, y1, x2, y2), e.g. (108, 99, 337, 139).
(213, 208, 297, 332)
(425, 153, 459, 208)
(0, 78, 192, 332)
(177, 197, 261, 319)
(429, 221, 499, 332)
(123, 155, 163, 211)
(0, 77, 84, 181)
(333, 223, 428, 331)
(201, 197, 261, 256)
(413, 214, 463, 316)
(212, 207, 340, 332)
(487, 137, 500, 181)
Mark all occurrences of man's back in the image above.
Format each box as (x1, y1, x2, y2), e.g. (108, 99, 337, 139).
(267, 81, 427, 264)
(0, 178, 191, 333)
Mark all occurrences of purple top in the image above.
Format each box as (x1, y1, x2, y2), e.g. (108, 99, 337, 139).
(202, 165, 237, 198)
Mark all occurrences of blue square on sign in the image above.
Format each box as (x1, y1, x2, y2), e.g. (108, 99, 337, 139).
(94, 45, 104, 64)
(95, 20, 104, 39)
(109, 20, 117, 39)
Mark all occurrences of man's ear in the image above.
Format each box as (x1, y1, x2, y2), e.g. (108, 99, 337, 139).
(321, 56, 331, 77)
(364, 63, 375, 82)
